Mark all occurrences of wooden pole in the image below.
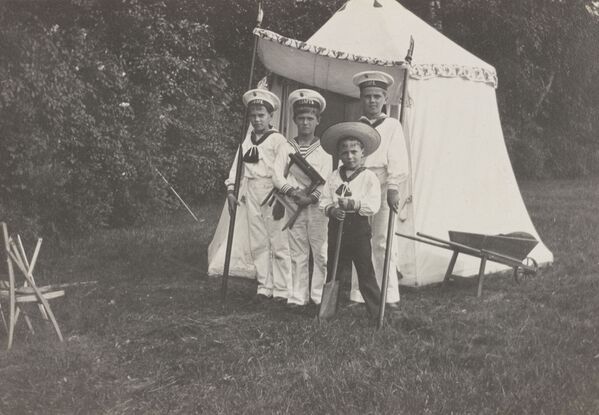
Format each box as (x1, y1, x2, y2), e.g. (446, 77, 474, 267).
(2, 223, 16, 350)
(7, 246, 64, 343)
(221, 2, 263, 304)
(377, 37, 414, 329)
(155, 168, 199, 222)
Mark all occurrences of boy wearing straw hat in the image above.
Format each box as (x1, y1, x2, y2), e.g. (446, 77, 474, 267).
(349, 70, 410, 308)
(319, 122, 382, 318)
(273, 89, 332, 308)
(225, 89, 292, 302)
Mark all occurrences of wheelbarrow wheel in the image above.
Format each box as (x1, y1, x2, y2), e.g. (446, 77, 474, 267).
(514, 257, 538, 283)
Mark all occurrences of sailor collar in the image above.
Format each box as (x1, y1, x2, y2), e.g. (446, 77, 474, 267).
(288, 136, 321, 158)
(243, 128, 278, 163)
(359, 114, 388, 129)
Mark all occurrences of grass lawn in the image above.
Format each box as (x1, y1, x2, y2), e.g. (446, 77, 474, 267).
(1, 178, 598, 414)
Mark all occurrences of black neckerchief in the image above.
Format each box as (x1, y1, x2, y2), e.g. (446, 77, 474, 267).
(243, 128, 276, 163)
(250, 129, 276, 146)
(335, 166, 366, 196)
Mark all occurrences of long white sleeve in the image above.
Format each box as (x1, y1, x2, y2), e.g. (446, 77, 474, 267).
(272, 141, 293, 193)
(225, 147, 242, 191)
(357, 170, 381, 216)
(319, 170, 336, 214)
(319, 168, 381, 217)
(385, 120, 409, 191)
(363, 117, 409, 192)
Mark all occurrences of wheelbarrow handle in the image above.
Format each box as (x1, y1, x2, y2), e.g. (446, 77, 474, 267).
(417, 232, 481, 256)
(396, 232, 452, 250)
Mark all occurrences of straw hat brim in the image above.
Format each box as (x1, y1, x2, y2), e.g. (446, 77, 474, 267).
(321, 122, 381, 157)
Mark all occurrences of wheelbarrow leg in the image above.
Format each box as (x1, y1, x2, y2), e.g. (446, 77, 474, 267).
(477, 255, 487, 297)
(444, 250, 459, 284)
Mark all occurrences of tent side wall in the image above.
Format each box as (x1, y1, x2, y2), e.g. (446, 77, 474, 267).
(400, 76, 554, 286)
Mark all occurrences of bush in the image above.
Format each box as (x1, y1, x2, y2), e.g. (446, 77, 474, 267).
(0, 0, 238, 236)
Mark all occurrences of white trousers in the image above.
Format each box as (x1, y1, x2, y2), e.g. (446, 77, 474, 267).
(245, 178, 291, 298)
(287, 203, 328, 305)
(350, 181, 401, 304)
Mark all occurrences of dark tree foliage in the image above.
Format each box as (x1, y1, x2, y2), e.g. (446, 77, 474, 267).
(0, 0, 239, 235)
(1, 0, 598, 236)
(196, 0, 346, 94)
(440, 0, 599, 177)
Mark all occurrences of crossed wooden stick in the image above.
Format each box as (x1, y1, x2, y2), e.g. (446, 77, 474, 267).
(1, 223, 64, 350)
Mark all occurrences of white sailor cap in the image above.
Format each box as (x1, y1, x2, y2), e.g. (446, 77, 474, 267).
(242, 89, 281, 112)
(352, 71, 395, 90)
(288, 89, 327, 114)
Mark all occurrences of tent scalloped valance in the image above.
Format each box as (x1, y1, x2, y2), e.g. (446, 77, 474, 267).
(254, 28, 498, 88)
(254, 28, 404, 67)
(411, 63, 497, 87)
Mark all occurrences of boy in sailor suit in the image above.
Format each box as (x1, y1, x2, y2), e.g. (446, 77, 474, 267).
(225, 89, 292, 301)
(272, 89, 332, 307)
(349, 71, 410, 308)
(319, 122, 382, 319)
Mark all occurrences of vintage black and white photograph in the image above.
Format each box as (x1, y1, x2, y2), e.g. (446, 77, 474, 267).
(1, 0, 598, 413)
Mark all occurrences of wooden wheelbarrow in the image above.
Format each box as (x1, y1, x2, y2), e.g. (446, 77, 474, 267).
(396, 231, 539, 297)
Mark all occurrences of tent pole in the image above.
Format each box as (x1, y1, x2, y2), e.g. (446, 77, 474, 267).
(221, 2, 263, 304)
(377, 37, 414, 329)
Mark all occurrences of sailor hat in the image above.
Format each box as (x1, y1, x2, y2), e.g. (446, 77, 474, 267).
(242, 89, 281, 112)
(321, 122, 381, 157)
(352, 71, 395, 90)
(288, 89, 327, 113)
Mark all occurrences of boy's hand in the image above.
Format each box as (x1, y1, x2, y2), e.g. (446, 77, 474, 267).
(227, 192, 240, 215)
(294, 194, 313, 207)
(329, 207, 346, 221)
(289, 188, 313, 207)
(387, 189, 400, 213)
(338, 197, 360, 211)
(287, 187, 301, 199)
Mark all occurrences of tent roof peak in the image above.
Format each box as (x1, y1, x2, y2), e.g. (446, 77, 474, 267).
(308, 0, 497, 86)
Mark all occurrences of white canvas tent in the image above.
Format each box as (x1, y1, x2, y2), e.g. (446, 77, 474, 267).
(208, 0, 553, 286)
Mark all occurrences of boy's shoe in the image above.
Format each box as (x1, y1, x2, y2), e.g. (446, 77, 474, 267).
(386, 303, 404, 319)
(254, 293, 270, 303)
(273, 296, 287, 304)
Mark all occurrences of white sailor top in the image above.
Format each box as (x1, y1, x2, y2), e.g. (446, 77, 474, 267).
(359, 114, 409, 191)
(225, 127, 288, 191)
(272, 138, 332, 201)
(319, 166, 381, 217)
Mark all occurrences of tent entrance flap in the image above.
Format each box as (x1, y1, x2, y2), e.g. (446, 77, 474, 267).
(270, 75, 405, 139)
